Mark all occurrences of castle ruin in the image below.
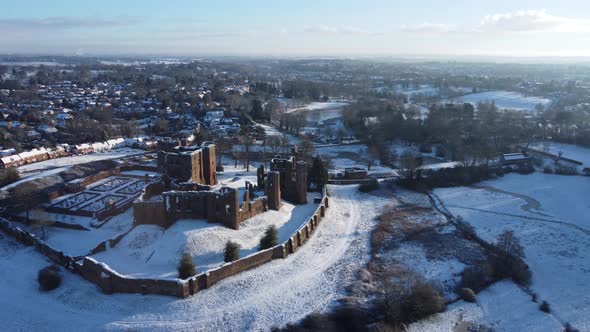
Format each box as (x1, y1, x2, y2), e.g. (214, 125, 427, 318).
(136, 148, 308, 230)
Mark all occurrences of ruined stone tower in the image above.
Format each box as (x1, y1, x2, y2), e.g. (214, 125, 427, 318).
(270, 156, 307, 204)
(265, 171, 281, 210)
(157, 144, 218, 186)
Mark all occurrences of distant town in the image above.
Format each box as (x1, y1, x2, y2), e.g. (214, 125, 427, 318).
(1, 55, 590, 332)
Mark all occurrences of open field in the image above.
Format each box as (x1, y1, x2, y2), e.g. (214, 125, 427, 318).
(448, 91, 552, 112)
(435, 172, 590, 330)
(529, 141, 590, 167)
(409, 281, 562, 332)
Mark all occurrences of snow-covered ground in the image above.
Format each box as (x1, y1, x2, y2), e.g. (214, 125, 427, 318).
(1, 149, 146, 191)
(256, 123, 282, 137)
(399, 85, 440, 103)
(285, 101, 349, 114)
(315, 144, 395, 176)
(529, 141, 590, 167)
(0, 185, 392, 331)
(281, 100, 350, 124)
(394, 243, 466, 298)
(18, 149, 145, 173)
(435, 173, 590, 330)
(448, 91, 552, 112)
(409, 281, 562, 332)
(92, 193, 320, 278)
(25, 207, 135, 256)
(418, 161, 462, 170)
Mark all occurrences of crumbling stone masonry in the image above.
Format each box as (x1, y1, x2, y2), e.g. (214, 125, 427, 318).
(134, 175, 282, 230)
(137, 154, 306, 230)
(157, 144, 217, 185)
(265, 171, 281, 211)
(269, 156, 308, 204)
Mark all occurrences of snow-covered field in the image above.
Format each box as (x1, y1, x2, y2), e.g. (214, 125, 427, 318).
(435, 173, 590, 330)
(0, 185, 392, 331)
(449, 91, 552, 112)
(529, 141, 590, 167)
(281, 100, 350, 123)
(315, 144, 395, 176)
(399, 85, 439, 103)
(286, 101, 349, 113)
(409, 281, 562, 332)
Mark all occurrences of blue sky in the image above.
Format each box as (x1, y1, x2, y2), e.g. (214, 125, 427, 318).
(2, 0, 590, 57)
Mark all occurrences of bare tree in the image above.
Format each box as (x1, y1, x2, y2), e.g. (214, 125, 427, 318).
(336, 127, 346, 144)
(298, 138, 315, 163)
(214, 136, 231, 164)
(324, 125, 334, 142)
(31, 209, 53, 240)
(11, 183, 47, 223)
(398, 152, 419, 180)
(265, 136, 283, 155)
(496, 230, 525, 260)
(239, 134, 255, 172)
(367, 144, 381, 171)
(293, 113, 306, 136)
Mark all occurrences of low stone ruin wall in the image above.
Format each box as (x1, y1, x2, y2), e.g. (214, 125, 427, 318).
(238, 197, 268, 221)
(0, 187, 330, 299)
(119, 164, 159, 173)
(0, 217, 79, 266)
(77, 257, 184, 297)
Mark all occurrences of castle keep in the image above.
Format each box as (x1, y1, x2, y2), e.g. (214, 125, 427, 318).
(269, 156, 308, 204)
(157, 144, 217, 185)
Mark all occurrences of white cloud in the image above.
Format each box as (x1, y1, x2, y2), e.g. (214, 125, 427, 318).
(303, 25, 382, 36)
(0, 16, 140, 29)
(0, 16, 141, 35)
(402, 10, 590, 34)
(401, 22, 457, 33)
(478, 10, 590, 33)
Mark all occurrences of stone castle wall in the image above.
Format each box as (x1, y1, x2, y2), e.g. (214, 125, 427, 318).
(133, 169, 283, 230)
(0, 186, 329, 299)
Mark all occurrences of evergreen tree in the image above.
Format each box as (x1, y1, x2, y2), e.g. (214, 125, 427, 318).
(177, 252, 196, 279)
(259, 225, 278, 250)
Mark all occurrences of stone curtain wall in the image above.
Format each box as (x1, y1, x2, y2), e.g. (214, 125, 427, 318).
(133, 200, 169, 227)
(134, 187, 271, 230)
(0, 218, 78, 267)
(181, 186, 329, 298)
(0, 186, 329, 298)
(78, 257, 185, 297)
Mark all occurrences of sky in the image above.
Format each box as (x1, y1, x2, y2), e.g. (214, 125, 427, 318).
(2, 0, 590, 58)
